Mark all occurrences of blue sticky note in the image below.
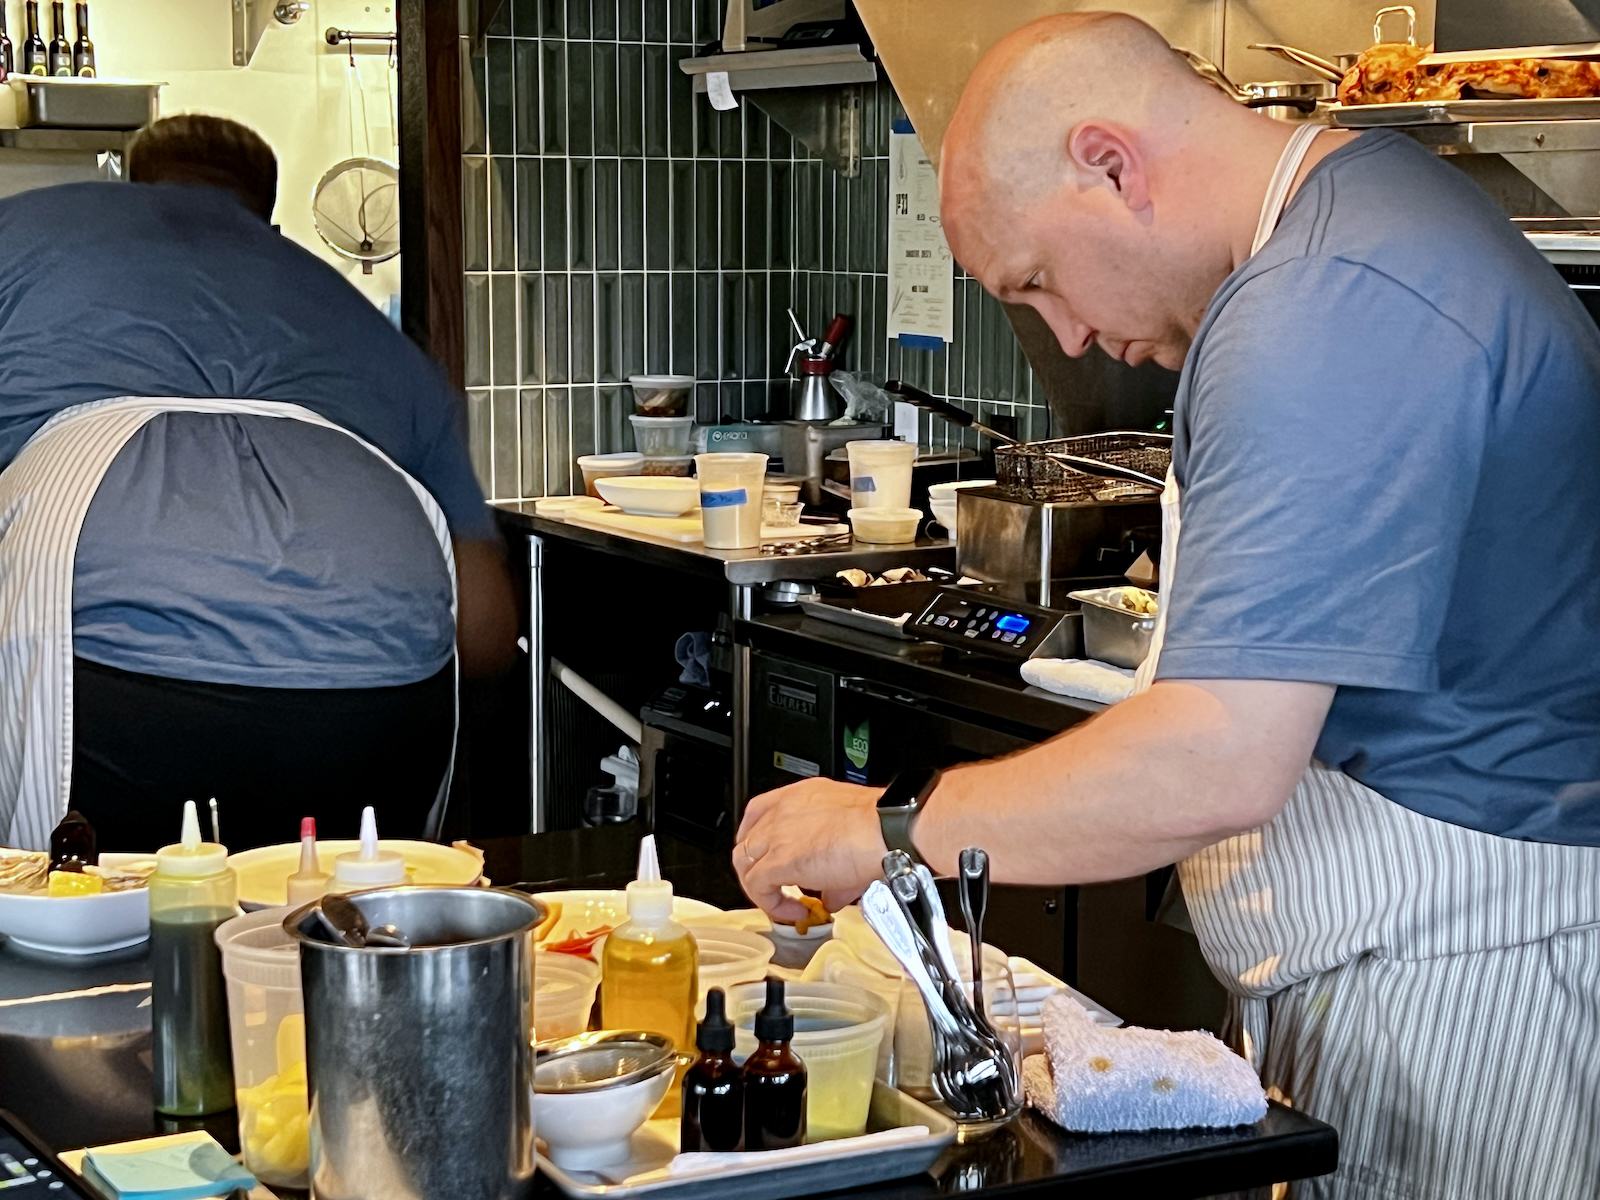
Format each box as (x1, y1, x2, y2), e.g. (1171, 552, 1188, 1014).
(84, 1136, 255, 1200)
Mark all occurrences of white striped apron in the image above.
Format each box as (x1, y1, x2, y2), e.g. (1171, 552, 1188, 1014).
(0, 396, 459, 851)
(1132, 125, 1600, 1198)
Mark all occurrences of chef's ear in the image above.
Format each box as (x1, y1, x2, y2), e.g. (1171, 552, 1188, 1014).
(1066, 123, 1150, 212)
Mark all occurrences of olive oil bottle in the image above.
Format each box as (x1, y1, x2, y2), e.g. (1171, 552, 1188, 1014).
(600, 835, 698, 1118)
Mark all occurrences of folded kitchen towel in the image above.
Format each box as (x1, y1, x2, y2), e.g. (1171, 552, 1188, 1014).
(1019, 658, 1135, 705)
(1025, 993, 1267, 1133)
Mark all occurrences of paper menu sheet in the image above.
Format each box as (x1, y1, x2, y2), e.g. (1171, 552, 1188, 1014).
(887, 124, 954, 345)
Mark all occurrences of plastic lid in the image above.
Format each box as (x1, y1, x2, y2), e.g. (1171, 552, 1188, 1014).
(155, 799, 229, 878)
(754, 977, 794, 1043)
(625, 834, 674, 922)
(698, 987, 736, 1053)
(333, 807, 407, 886)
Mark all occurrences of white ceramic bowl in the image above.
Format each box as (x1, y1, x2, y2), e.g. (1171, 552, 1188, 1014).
(929, 498, 958, 537)
(927, 479, 995, 500)
(594, 475, 701, 517)
(534, 1043, 676, 1171)
(765, 919, 833, 970)
(848, 507, 923, 545)
(0, 852, 153, 955)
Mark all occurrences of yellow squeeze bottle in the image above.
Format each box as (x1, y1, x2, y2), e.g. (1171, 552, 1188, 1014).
(600, 835, 698, 1118)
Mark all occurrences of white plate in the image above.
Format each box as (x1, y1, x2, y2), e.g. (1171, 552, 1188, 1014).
(594, 476, 701, 517)
(532, 890, 721, 945)
(0, 851, 153, 956)
(228, 840, 484, 909)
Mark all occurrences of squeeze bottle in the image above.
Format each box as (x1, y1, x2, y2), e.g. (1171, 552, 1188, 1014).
(329, 806, 406, 893)
(600, 835, 698, 1117)
(151, 799, 237, 1115)
(284, 816, 331, 907)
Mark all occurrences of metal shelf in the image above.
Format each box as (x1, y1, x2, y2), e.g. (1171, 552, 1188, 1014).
(679, 45, 877, 93)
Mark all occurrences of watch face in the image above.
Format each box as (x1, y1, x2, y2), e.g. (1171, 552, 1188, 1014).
(878, 766, 940, 810)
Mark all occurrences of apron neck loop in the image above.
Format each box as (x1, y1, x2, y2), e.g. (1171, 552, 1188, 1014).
(1250, 122, 1326, 257)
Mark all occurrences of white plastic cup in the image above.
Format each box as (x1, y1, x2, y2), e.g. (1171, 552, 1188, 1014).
(688, 925, 774, 1018)
(216, 908, 310, 1189)
(533, 950, 602, 1042)
(845, 440, 917, 509)
(630, 414, 696, 457)
(695, 452, 768, 549)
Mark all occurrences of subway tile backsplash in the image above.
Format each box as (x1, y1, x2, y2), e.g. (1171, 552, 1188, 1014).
(462, 0, 1045, 501)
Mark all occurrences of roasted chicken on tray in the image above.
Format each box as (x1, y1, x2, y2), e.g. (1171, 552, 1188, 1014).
(1337, 42, 1600, 105)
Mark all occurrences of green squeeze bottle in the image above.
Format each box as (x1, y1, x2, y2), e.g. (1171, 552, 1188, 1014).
(150, 800, 237, 1115)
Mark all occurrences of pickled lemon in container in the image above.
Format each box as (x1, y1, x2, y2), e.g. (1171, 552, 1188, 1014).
(600, 835, 698, 1118)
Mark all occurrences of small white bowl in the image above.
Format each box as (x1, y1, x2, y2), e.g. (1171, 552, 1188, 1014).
(927, 479, 995, 500)
(848, 507, 923, 545)
(765, 919, 833, 969)
(534, 1032, 678, 1171)
(594, 475, 701, 517)
(929, 498, 958, 537)
(0, 852, 152, 956)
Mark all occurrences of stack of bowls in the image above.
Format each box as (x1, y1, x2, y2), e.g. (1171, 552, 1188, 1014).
(629, 375, 696, 477)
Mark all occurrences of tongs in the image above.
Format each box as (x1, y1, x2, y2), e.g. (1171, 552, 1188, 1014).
(862, 851, 1021, 1123)
(884, 380, 1168, 490)
(1247, 42, 1345, 84)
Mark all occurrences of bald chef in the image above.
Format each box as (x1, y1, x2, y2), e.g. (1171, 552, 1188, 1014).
(734, 14, 1600, 1199)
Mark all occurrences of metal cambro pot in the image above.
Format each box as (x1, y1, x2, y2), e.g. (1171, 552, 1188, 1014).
(286, 887, 545, 1200)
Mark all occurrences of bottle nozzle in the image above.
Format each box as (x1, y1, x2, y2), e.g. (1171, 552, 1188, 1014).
(155, 798, 228, 878)
(332, 806, 406, 889)
(624, 833, 672, 921)
(286, 814, 331, 907)
(359, 806, 379, 860)
(180, 799, 201, 851)
(637, 834, 661, 883)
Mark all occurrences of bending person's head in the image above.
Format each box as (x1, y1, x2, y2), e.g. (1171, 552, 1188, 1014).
(940, 12, 1288, 370)
(128, 114, 279, 223)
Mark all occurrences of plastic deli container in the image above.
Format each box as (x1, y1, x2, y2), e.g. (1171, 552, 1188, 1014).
(687, 925, 774, 1018)
(695, 452, 768, 549)
(628, 374, 694, 417)
(630, 415, 696, 457)
(534, 950, 602, 1042)
(216, 908, 310, 1189)
(577, 452, 645, 499)
(640, 455, 694, 477)
(849, 507, 922, 545)
(728, 980, 889, 1142)
(845, 440, 917, 509)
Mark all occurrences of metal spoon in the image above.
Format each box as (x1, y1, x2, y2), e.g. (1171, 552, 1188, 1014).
(958, 848, 991, 1025)
(315, 893, 369, 946)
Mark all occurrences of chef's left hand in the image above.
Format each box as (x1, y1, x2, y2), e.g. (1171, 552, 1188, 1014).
(734, 777, 886, 921)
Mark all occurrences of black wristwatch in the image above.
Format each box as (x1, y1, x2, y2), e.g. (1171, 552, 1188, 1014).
(877, 767, 943, 866)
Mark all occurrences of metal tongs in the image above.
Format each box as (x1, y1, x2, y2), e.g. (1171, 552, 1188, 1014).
(861, 851, 1020, 1124)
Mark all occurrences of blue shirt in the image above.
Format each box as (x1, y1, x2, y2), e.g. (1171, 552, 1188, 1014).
(0, 182, 494, 688)
(1156, 131, 1600, 845)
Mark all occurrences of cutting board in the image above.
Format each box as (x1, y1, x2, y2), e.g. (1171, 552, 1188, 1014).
(562, 506, 847, 544)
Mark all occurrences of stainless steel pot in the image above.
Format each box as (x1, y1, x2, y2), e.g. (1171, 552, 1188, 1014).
(287, 887, 543, 1200)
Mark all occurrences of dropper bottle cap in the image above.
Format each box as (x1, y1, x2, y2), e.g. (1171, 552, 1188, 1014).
(332, 807, 406, 888)
(155, 799, 229, 878)
(624, 834, 674, 922)
(754, 977, 794, 1043)
(285, 816, 332, 906)
(697, 987, 736, 1054)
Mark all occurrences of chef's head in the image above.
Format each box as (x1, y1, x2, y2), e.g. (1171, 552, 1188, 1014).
(128, 115, 279, 224)
(941, 13, 1264, 371)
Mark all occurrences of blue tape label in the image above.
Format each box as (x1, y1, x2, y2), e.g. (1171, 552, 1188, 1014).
(854, 476, 877, 493)
(700, 487, 748, 508)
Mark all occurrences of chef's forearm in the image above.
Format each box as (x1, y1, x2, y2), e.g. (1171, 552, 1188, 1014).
(909, 679, 1333, 885)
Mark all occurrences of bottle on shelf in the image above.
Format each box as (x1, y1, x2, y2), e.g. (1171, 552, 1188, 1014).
(71, 2, 92, 76)
(0, 4, 14, 83)
(742, 978, 808, 1151)
(23, 3, 47, 76)
(47, 0, 69, 75)
(681, 987, 744, 1154)
(150, 800, 238, 1116)
(599, 835, 698, 1119)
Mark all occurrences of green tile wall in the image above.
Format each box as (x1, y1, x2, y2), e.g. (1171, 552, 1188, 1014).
(462, 0, 1047, 500)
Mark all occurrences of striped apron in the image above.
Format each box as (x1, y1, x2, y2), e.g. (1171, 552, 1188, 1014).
(1132, 125, 1600, 1198)
(0, 396, 458, 851)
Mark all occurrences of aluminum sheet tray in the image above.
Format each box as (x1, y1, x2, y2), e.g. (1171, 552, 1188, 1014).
(537, 1083, 958, 1200)
(1330, 96, 1600, 127)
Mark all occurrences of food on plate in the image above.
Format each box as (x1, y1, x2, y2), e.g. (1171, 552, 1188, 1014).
(0, 851, 153, 896)
(781, 891, 832, 936)
(533, 900, 563, 941)
(836, 568, 871, 588)
(1104, 586, 1159, 616)
(1338, 42, 1600, 105)
(0, 852, 49, 894)
(48, 869, 104, 897)
(545, 925, 613, 958)
(835, 567, 931, 589)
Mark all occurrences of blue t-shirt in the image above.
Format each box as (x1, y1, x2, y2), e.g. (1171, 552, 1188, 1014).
(1157, 131, 1600, 845)
(0, 182, 495, 689)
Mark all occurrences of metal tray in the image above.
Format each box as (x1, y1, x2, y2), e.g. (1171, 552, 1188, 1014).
(1330, 96, 1600, 127)
(17, 78, 161, 130)
(1068, 587, 1158, 670)
(537, 1083, 958, 1200)
(797, 592, 919, 640)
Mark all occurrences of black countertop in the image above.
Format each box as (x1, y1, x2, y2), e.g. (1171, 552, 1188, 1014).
(0, 827, 1336, 1198)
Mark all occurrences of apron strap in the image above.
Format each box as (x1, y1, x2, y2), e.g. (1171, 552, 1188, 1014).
(1250, 121, 1326, 257)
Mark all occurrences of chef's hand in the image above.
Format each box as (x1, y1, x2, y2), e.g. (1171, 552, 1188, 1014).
(734, 778, 886, 921)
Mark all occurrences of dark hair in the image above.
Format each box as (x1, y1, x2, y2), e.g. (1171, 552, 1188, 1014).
(127, 114, 279, 222)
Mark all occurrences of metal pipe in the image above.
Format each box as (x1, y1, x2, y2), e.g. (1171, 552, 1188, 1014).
(550, 657, 644, 745)
(325, 26, 397, 45)
(527, 534, 546, 834)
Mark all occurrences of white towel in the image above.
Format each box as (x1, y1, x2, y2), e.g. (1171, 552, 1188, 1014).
(1025, 993, 1266, 1133)
(1020, 658, 1135, 705)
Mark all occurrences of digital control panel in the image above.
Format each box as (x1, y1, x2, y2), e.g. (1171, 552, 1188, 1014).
(908, 591, 1079, 662)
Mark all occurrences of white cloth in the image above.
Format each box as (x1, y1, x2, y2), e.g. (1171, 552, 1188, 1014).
(1138, 126, 1600, 1198)
(1020, 657, 1135, 705)
(1024, 993, 1265, 1133)
(0, 396, 458, 850)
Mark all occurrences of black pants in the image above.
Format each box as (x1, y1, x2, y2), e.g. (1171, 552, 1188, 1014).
(69, 657, 456, 853)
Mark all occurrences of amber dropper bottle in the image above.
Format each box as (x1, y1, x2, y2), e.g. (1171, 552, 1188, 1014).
(742, 978, 807, 1150)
